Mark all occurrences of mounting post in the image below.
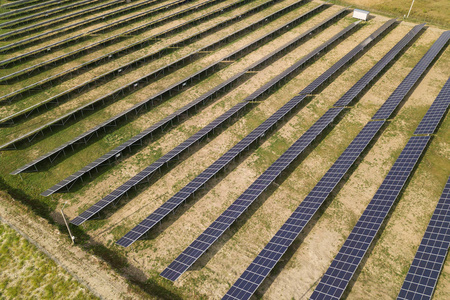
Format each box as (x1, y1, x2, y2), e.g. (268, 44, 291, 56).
(407, 0, 415, 18)
(61, 202, 75, 245)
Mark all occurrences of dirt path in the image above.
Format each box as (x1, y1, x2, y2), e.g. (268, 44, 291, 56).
(0, 190, 148, 300)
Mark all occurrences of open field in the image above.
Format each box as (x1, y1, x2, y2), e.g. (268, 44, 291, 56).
(0, 221, 96, 299)
(329, 0, 450, 28)
(0, 0, 449, 299)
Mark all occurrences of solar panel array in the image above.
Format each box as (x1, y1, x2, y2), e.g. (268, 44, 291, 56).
(71, 16, 356, 226)
(1, 0, 40, 8)
(372, 30, 450, 120)
(70, 100, 251, 226)
(160, 107, 346, 281)
(0, 0, 122, 29)
(2, 0, 446, 298)
(0, 0, 258, 106)
(0, 0, 223, 68)
(0, 0, 315, 150)
(114, 20, 366, 247)
(11, 4, 328, 176)
(311, 136, 431, 300)
(0, 0, 186, 51)
(309, 32, 450, 299)
(0, 0, 76, 12)
(222, 23, 426, 300)
(0, 0, 255, 84)
(414, 77, 450, 135)
(159, 19, 397, 282)
(40, 8, 346, 194)
(397, 175, 450, 300)
(223, 120, 385, 300)
(0, 0, 310, 120)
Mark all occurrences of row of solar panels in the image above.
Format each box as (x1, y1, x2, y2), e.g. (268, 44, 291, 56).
(0, 0, 186, 51)
(68, 8, 356, 224)
(397, 173, 450, 300)
(0, 0, 115, 28)
(34, 7, 348, 198)
(0, 0, 317, 150)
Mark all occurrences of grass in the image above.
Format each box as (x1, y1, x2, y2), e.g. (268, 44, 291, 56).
(0, 222, 97, 300)
(328, 0, 450, 28)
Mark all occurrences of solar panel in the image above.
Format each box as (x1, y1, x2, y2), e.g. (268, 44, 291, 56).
(414, 77, 450, 135)
(397, 175, 450, 300)
(157, 21, 396, 279)
(334, 23, 425, 107)
(160, 107, 344, 281)
(372, 31, 450, 120)
(39, 8, 346, 194)
(223, 120, 384, 300)
(310, 136, 430, 300)
(116, 20, 365, 247)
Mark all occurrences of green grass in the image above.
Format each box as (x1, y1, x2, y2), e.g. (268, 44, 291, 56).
(0, 222, 97, 300)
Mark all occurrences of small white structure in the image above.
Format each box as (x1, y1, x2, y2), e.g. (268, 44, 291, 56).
(353, 9, 370, 21)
